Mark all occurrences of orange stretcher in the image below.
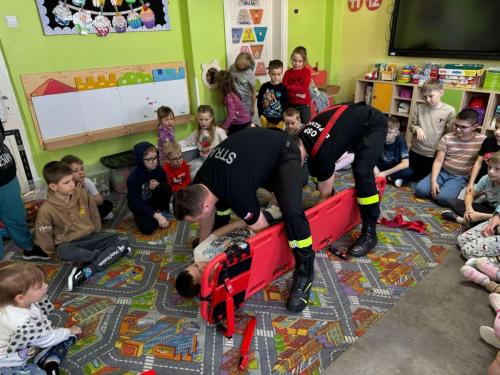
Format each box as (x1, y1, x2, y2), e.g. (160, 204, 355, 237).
(199, 177, 386, 369)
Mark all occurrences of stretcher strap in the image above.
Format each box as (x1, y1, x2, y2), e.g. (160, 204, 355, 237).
(238, 316, 257, 370)
(310, 104, 349, 159)
(217, 277, 235, 338)
(379, 214, 427, 235)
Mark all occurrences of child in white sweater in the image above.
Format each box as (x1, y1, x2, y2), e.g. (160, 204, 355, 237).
(179, 105, 227, 178)
(0, 263, 81, 375)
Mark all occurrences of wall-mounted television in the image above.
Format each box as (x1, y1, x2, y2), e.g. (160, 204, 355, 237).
(388, 0, 500, 60)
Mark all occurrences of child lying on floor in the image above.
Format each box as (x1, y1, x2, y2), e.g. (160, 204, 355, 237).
(175, 207, 281, 298)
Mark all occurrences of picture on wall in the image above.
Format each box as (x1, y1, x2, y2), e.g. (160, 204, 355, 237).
(224, 0, 272, 77)
(36, 0, 170, 36)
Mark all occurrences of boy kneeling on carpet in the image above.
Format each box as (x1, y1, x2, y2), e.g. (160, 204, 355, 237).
(0, 262, 81, 375)
(35, 161, 131, 291)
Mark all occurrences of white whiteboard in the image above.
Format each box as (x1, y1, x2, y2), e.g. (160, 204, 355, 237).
(32, 92, 86, 139)
(118, 83, 158, 124)
(32, 79, 189, 140)
(154, 79, 189, 115)
(79, 87, 125, 131)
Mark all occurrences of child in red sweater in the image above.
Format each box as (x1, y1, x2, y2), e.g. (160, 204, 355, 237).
(162, 142, 191, 192)
(283, 46, 312, 124)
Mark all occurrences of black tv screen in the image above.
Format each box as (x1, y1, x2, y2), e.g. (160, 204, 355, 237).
(388, 0, 500, 60)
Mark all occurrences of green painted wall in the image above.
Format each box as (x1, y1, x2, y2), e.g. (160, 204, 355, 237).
(0, 0, 226, 175)
(287, 0, 327, 69)
(333, 0, 497, 102)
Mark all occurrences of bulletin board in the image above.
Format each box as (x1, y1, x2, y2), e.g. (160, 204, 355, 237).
(21, 62, 191, 150)
(36, 0, 170, 36)
(224, 0, 272, 78)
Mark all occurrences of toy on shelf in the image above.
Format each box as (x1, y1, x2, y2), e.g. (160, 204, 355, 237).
(412, 63, 440, 85)
(380, 64, 397, 81)
(364, 63, 380, 80)
(438, 64, 485, 89)
(468, 96, 488, 124)
(397, 64, 414, 83)
(398, 87, 412, 98)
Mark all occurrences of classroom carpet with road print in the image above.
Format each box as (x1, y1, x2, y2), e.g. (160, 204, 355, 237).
(1, 171, 462, 375)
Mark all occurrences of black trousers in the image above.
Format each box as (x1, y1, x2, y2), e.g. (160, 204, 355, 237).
(133, 184, 171, 234)
(445, 198, 495, 226)
(350, 108, 388, 224)
(97, 199, 114, 219)
(409, 150, 434, 182)
(265, 136, 312, 246)
(57, 232, 129, 270)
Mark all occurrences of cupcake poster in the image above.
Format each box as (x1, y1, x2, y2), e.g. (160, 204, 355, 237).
(36, 0, 170, 36)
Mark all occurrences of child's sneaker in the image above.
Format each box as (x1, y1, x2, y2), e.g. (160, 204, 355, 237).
(102, 212, 115, 221)
(35, 335, 77, 370)
(394, 179, 403, 188)
(22, 245, 50, 260)
(68, 267, 87, 291)
(480, 326, 500, 349)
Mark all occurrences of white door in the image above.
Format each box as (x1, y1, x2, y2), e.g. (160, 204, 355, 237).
(223, 0, 288, 82)
(0, 48, 38, 193)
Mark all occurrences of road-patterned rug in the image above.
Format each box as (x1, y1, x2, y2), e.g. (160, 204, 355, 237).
(1, 172, 461, 374)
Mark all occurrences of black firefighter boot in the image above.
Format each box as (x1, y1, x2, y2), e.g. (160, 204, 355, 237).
(348, 223, 378, 257)
(286, 247, 315, 313)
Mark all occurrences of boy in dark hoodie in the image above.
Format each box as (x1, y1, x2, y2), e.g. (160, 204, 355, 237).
(35, 161, 131, 291)
(127, 142, 172, 234)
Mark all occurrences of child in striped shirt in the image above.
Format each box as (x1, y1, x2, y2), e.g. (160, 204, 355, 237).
(415, 109, 486, 206)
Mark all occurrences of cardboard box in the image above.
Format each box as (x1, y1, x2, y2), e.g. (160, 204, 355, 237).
(438, 68, 484, 77)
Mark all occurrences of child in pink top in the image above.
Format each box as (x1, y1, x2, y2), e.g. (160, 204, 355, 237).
(283, 46, 312, 124)
(216, 70, 252, 136)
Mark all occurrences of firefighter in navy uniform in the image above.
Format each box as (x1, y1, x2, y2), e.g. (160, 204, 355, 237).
(297, 103, 388, 257)
(174, 127, 314, 312)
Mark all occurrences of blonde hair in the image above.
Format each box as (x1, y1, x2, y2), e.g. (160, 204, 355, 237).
(234, 52, 254, 71)
(163, 142, 182, 160)
(488, 151, 500, 166)
(421, 78, 443, 95)
(196, 105, 216, 148)
(283, 107, 300, 120)
(387, 116, 401, 131)
(0, 263, 45, 307)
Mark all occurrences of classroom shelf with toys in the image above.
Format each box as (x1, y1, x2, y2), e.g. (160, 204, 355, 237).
(354, 64, 500, 144)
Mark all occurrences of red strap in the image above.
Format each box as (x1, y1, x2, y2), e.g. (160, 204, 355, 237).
(310, 105, 349, 158)
(223, 278, 235, 338)
(379, 214, 427, 235)
(238, 316, 257, 370)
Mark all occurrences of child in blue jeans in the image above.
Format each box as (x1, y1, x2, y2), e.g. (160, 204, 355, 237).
(0, 128, 49, 260)
(415, 109, 486, 206)
(375, 116, 413, 187)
